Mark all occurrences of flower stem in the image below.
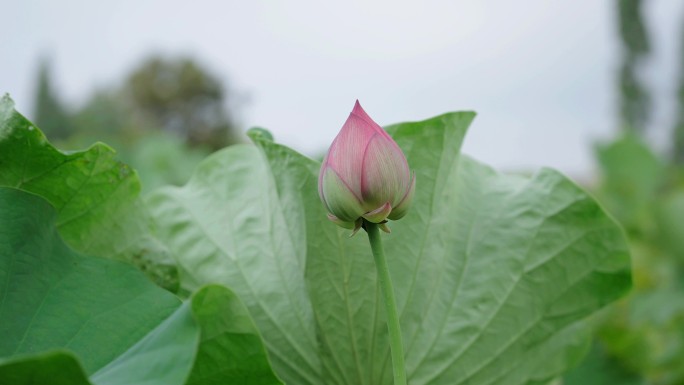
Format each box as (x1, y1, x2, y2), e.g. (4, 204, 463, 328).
(365, 221, 407, 385)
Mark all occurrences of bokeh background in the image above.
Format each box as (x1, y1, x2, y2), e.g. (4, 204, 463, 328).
(3, 0, 683, 179)
(3, 1, 684, 384)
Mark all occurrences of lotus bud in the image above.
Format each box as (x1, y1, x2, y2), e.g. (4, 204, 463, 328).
(318, 101, 416, 235)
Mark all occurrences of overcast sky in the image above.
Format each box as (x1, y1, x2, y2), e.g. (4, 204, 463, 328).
(2, 0, 683, 177)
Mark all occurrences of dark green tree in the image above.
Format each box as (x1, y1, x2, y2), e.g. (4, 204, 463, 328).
(672, 9, 684, 165)
(32, 57, 73, 140)
(123, 56, 239, 150)
(70, 89, 131, 144)
(617, 0, 651, 134)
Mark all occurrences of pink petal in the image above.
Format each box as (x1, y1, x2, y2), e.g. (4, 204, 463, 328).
(320, 166, 365, 222)
(360, 134, 411, 210)
(387, 171, 415, 221)
(323, 104, 378, 198)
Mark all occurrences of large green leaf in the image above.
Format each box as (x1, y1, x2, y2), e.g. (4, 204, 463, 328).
(0, 351, 92, 385)
(0, 95, 176, 290)
(148, 143, 322, 384)
(148, 112, 631, 384)
(0, 187, 282, 385)
(184, 284, 284, 385)
(0, 188, 182, 371)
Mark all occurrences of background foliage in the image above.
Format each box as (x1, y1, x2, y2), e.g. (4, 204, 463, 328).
(564, 135, 684, 385)
(32, 55, 237, 193)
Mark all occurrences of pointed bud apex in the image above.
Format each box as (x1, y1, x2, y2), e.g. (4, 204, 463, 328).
(319, 101, 415, 230)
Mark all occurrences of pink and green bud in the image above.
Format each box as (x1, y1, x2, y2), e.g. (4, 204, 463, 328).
(319, 101, 415, 234)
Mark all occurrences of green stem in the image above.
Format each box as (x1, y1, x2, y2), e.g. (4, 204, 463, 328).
(365, 221, 407, 385)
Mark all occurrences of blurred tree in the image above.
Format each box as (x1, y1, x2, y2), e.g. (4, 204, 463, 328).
(617, 0, 651, 134)
(71, 89, 129, 142)
(26, 53, 240, 191)
(67, 89, 212, 193)
(123, 56, 239, 150)
(672, 9, 684, 165)
(32, 57, 73, 140)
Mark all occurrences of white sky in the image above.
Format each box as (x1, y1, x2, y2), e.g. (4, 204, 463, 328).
(2, 0, 683, 177)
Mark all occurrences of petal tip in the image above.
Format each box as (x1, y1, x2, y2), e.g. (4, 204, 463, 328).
(349, 218, 363, 237)
(327, 213, 356, 229)
(362, 202, 392, 223)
